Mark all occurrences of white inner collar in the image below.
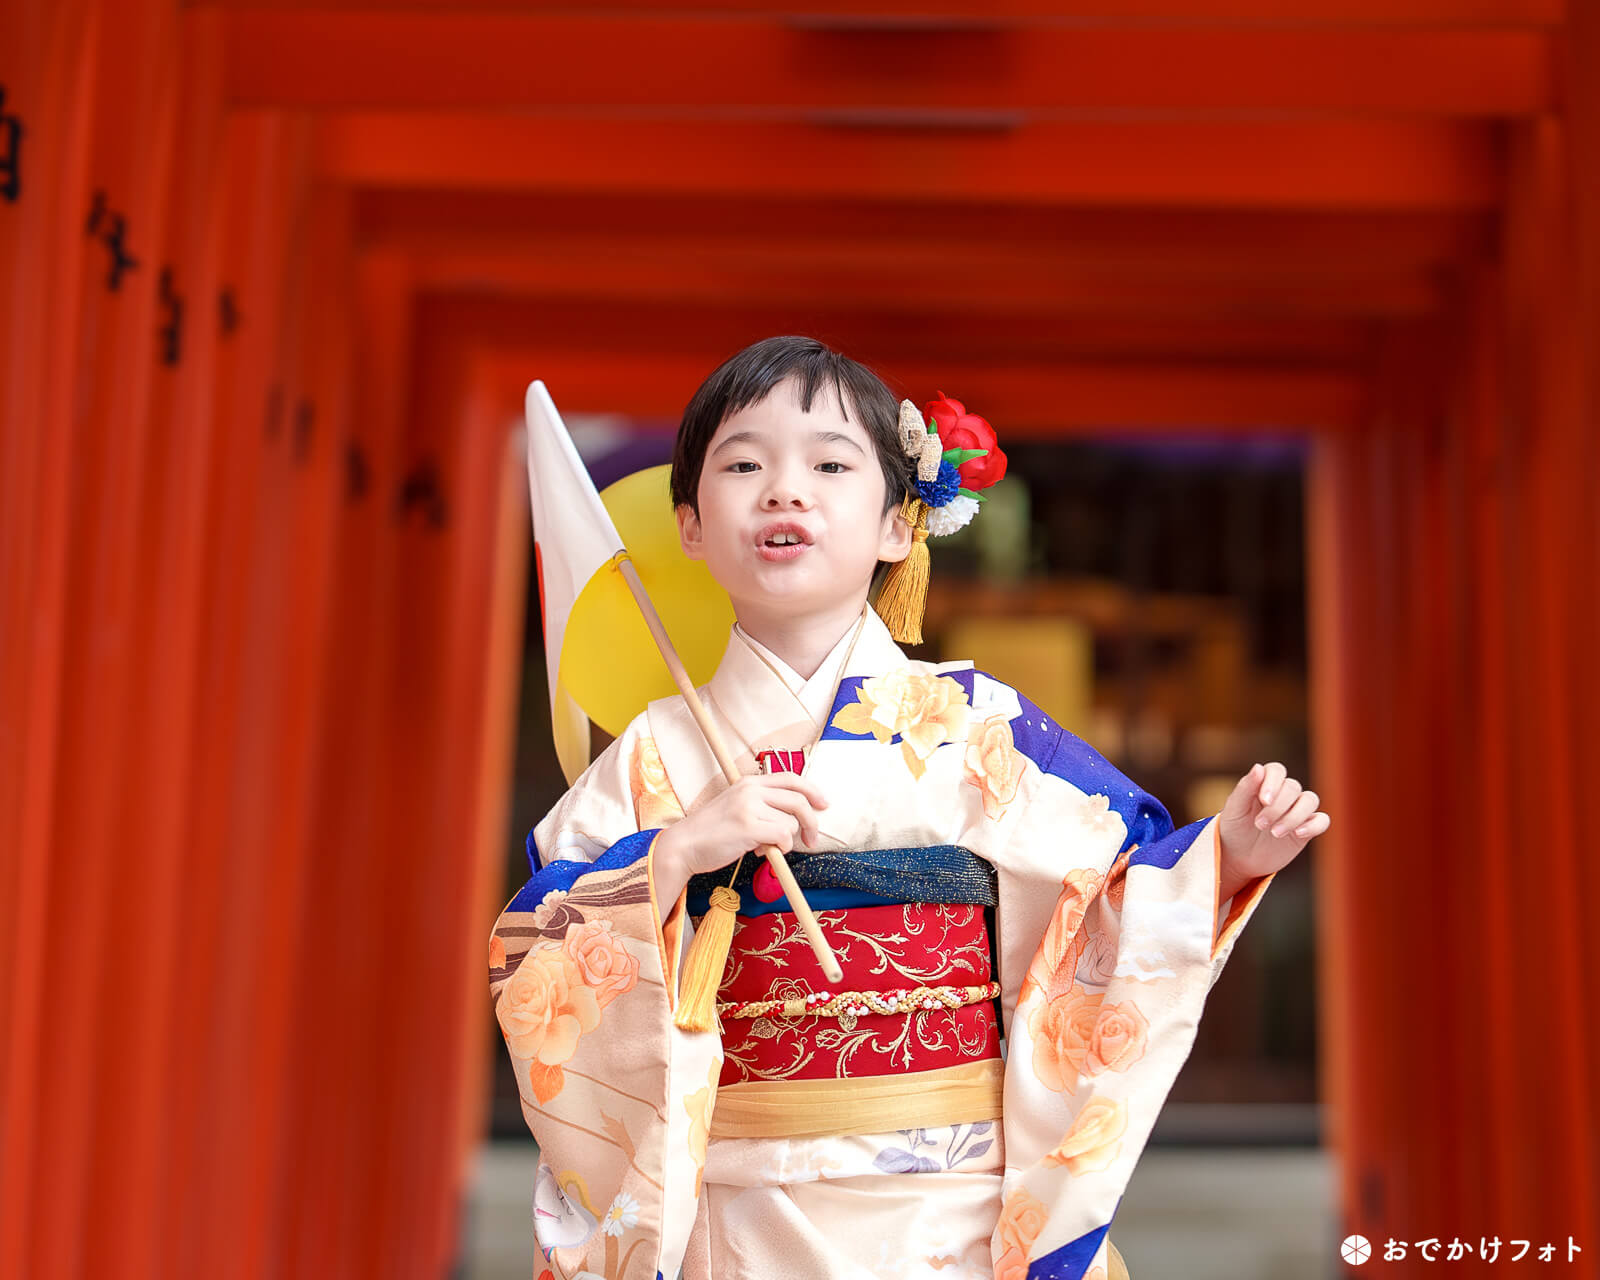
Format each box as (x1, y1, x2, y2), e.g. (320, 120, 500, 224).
(732, 612, 866, 724)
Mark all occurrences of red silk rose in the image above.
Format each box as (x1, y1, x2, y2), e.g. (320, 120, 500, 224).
(925, 392, 1007, 490)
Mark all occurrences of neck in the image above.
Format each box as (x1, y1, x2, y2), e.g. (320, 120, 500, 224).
(734, 594, 868, 681)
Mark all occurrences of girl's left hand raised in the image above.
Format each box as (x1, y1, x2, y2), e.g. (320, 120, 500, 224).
(1218, 762, 1329, 884)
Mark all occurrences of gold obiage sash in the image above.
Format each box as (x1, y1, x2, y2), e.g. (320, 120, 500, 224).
(708, 1059, 1003, 1141)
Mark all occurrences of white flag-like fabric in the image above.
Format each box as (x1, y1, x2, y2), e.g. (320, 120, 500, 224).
(523, 380, 626, 785)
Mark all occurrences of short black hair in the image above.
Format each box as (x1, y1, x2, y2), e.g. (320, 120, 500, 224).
(670, 335, 913, 517)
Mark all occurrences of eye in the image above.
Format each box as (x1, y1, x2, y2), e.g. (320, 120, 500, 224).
(727, 461, 759, 473)
(816, 461, 847, 473)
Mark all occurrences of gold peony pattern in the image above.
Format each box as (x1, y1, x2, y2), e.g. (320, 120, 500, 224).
(829, 664, 970, 780)
(684, 1056, 720, 1196)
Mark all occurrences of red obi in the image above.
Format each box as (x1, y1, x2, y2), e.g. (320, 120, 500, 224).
(715, 901, 1002, 1085)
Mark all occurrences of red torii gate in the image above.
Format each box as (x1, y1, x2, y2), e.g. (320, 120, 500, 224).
(1, 2, 1595, 1276)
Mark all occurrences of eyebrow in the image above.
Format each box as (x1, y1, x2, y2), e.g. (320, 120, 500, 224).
(710, 429, 867, 457)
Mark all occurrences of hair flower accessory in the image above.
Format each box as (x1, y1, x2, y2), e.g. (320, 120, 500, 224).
(875, 393, 1007, 645)
(927, 393, 1008, 490)
(916, 459, 963, 511)
(925, 492, 979, 537)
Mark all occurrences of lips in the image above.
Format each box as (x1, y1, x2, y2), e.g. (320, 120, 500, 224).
(755, 520, 814, 562)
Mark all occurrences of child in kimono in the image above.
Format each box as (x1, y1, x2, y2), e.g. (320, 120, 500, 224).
(488, 334, 1328, 1280)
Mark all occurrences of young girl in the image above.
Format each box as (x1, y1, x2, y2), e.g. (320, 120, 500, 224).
(488, 335, 1327, 1280)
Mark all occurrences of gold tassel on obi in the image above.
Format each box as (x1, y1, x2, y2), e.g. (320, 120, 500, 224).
(673, 884, 741, 1032)
(874, 494, 930, 645)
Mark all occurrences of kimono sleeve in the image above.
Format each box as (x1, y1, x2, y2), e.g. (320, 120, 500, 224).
(983, 697, 1275, 1280)
(486, 712, 722, 1280)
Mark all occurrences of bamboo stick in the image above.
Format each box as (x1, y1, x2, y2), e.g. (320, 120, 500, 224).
(616, 557, 844, 984)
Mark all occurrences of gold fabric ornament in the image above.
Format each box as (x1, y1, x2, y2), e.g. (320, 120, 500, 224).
(673, 885, 742, 1032)
(875, 493, 931, 645)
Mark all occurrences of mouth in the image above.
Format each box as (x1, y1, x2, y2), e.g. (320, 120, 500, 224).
(755, 521, 814, 563)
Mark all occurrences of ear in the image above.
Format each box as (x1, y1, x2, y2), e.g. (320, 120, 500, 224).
(877, 499, 913, 564)
(675, 502, 705, 560)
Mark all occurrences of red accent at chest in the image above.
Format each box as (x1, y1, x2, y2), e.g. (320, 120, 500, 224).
(756, 747, 806, 774)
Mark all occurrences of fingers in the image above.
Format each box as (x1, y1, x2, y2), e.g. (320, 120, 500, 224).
(1257, 761, 1288, 808)
(754, 819, 799, 854)
(754, 771, 829, 808)
(1256, 775, 1301, 830)
(1271, 789, 1320, 839)
(1294, 811, 1332, 840)
(743, 773, 829, 838)
(760, 787, 823, 847)
(1229, 763, 1329, 843)
(1222, 763, 1264, 818)
(728, 774, 826, 845)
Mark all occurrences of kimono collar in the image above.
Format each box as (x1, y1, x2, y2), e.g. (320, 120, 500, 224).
(708, 606, 906, 747)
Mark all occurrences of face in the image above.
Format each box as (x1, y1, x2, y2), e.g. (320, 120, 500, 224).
(676, 376, 910, 624)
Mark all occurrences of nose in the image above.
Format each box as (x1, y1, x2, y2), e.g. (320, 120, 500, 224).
(759, 462, 812, 509)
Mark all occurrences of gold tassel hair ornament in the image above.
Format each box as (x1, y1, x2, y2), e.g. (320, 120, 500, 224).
(674, 884, 743, 1032)
(875, 494, 931, 645)
(874, 396, 1004, 646)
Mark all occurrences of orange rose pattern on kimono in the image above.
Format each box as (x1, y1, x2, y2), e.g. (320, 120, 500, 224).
(496, 943, 603, 1101)
(1026, 983, 1149, 1097)
(995, 1186, 1050, 1280)
(1043, 1096, 1128, 1176)
(629, 734, 685, 828)
(964, 713, 1029, 820)
(488, 721, 718, 1279)
(1018, 866, 1106, 1012)
(488, 610, 1276, 1280)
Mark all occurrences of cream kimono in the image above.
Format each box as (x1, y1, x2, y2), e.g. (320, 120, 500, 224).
(487, 606, 1274, 1280)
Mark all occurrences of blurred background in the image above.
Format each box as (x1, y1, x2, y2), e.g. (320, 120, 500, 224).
(2, 2, 1596, 1278)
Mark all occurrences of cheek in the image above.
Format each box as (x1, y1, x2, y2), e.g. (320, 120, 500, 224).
(846, 511, 894, 566)
(690, 487, 736, 550)
(844, 474, 893, 536)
